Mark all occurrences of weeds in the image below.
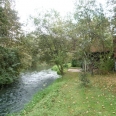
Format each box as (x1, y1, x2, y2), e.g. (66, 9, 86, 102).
(79, 72, 91, 87)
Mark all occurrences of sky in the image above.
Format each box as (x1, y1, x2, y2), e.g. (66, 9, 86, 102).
(15, 0, 106, 32)
(15, 0, 74, 22)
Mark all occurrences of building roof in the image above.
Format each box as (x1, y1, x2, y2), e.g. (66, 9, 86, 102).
(90, 39, 109, 53)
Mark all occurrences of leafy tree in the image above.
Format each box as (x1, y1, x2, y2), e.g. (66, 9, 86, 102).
(0, 46, 21, 85)
(18, 33, 40, 70)
(32, 10, 70, 74)
(0, 0, 21, 47)
(74, 0, 112, 72)
(0, 0, 22, 85)
(107, 0, 116, 34)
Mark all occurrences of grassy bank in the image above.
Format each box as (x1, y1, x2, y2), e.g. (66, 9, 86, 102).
(9, 71, 116, 116)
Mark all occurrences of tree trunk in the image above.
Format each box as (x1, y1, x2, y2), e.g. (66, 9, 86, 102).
(57, 64, 64, 75)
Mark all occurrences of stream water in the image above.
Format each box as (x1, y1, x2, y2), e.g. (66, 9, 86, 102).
(0, 69, 60, 116)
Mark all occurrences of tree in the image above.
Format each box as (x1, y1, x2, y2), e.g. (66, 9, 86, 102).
(74, 0, 112, 73)
(0, 46, 21, 85)
(19, 32, 40, 70)
(107, 0, 116, 71)
(32, 10, 70, 74)
(107, 0, 116, 32)
(0, 0, 21, 47)
(0, 0, 22, 85)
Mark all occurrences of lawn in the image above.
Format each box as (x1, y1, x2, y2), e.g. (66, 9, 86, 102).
(9, 71, 116, 116)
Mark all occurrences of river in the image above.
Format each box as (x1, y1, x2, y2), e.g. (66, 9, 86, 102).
(0, 69, 60, 116)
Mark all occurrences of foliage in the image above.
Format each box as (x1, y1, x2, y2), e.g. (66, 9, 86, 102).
(73, 0, 113, 72)
(38, 35, 69, 75)
(0, 0, 115, 87)
(71, 59, 81, 67)
(51, 65, 61, 74)
(107, 0, 116, 36)
(97, 53, 114, 74)
(0, 46, 21, 85)
(32, 10, 70, 75)
(0, 0, 22, 85)
(0, 0, 21, 46)
(19, 33, 40, 70)
(71, 59, 77, 67)
(79, 72, 91, 87)
(52, 63, 71, 74)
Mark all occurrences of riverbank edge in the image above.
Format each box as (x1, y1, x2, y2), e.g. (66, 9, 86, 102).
(8, 77, 65, 116)
(8, 72, 116, 116)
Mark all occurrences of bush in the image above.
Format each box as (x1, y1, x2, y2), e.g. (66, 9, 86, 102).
(51, 65, 60, 74)
(97, 55, 114, 74)
(71, 59, 78, 67)
(71, 59, 82, 67)
(51, 63, 71, 75)
(63, 63, 71, 68)
(0, 46, 21, 85)
(79, 72, 91, 87)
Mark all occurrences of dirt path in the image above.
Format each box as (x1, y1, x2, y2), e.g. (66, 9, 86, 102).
(68, 68, 82, 72)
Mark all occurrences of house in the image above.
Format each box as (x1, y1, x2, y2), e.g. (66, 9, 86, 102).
(82, 38, 112, 73)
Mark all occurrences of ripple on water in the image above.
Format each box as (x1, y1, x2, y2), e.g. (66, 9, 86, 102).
(0, 69, 60, 116)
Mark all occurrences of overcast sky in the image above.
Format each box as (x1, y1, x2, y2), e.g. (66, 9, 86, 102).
(15, 0, 106, 32)
(15, 0, 74, 22)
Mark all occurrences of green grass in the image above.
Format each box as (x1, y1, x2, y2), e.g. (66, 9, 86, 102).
(9, 72, 116, 116)
(51, 63, 71, 74)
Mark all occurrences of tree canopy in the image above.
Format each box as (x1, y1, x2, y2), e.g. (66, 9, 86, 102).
(0, 0, 21, 47)
(0, 0, 115, 85)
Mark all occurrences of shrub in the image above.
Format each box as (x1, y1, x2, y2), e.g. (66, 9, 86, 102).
(63, 63, 71, 68)
(97, 55, 114, 74)
(71, 59, 82, 67)
(51, 65, 60, 74)
(79, 72, 91, 87)
(71, 59, 78, 67)
(0, 46, 21, 85)
(52, 63, 71, 75)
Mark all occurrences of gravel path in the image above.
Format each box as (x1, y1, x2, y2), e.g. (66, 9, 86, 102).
(68, 68, 82, 72)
